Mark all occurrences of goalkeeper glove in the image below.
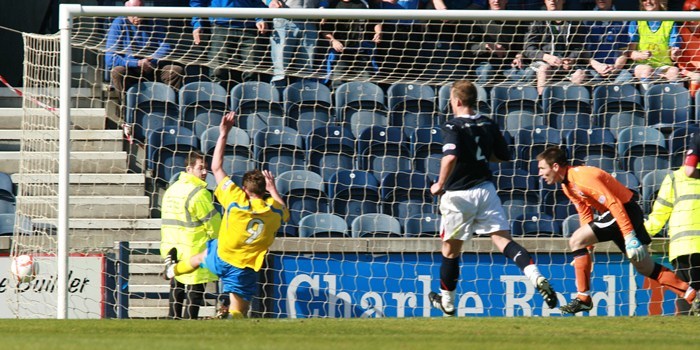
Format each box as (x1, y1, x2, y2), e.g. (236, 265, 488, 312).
(624, 232, 647, 263)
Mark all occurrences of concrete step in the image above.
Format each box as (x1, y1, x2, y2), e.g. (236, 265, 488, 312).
(0, 151, 128, 174)
(0, 129, 123, 152)
(11, 173, 145, 196)
(17, 195, 150, 219)
(127, 306, 216, 319)
(25, 218, 161, 249)
(0, 108, 107, 130)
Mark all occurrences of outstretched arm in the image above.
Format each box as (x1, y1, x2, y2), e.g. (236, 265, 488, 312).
(212, 112, 235, 184)
(263, 170, 286, 208)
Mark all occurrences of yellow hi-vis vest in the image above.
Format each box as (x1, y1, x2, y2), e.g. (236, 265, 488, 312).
(637, 20, 675, 68)
(161, 172, 222, 284)
(644, 167, 700, 261)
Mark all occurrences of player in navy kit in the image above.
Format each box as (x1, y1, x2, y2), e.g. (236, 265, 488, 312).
(428, 80, 558, 315)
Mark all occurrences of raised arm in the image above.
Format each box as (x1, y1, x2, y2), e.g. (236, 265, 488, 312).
(211, 112, 235, 184)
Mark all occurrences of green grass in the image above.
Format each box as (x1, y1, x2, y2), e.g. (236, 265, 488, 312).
(1, 317, 698, 350)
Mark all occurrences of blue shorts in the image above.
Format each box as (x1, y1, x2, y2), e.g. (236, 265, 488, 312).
(201, 239, 259, 302)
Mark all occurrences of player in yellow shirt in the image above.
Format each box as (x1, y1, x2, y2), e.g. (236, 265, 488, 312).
(164, 111, 289, 318)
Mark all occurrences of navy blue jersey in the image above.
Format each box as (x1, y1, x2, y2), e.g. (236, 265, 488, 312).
(440, 114, 510, 191)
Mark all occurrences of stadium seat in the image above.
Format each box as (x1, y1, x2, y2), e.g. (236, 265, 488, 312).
(380, 172, 433, 222)
(356, 126, 412, 181)
(641, 169, 672, 214)
(276, 170, 329, 226)
(284, 80, 332, 135)
(493, 168, 539, 221)
(611, 171, 641, 195)
(542, 85, 593, 133)
(253, 126, 305, 175)
(668, 124, 700, 167)
(644, 84, 690, 135)
(387, 82, 438, 129)
(592, 84, 644, 134)
(561, 214, 580, 238)
(0, 172, 14, 200)
(403, 213, 440, 238)
(490, 85, 543, 133)
(334, 81, 388, 138)
(0, 213, 14, 235)
(351, 213, 402, 238)
(617, 126, 669, 179)
(146, 126, 199, 183)
(179, 81, 227, 131)
(305, 125, 356, 181)
(327, 170, 381, 225)
(411, 127, 443, 180)
(564, 128, 616, 165)
(125, 82, 179, 141)
(512, 213, 561, 237)
(582, 155, 620, 173)
(298, 213, 348, 238)
(200, 126, 254, 174)
(438, 82, 490, 116)
(541, 189, 576, 222)
(514, 126, 561, 175)
(230, 81, 283, 132)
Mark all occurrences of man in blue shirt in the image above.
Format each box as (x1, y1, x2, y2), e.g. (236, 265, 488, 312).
(190, 0, 270, 86)
(105, 0, 183, 94)
(584, 0, 631, 83)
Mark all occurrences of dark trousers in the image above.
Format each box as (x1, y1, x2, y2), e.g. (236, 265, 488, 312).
(169, 279, 206, 320)
(110, 64, 183, 94)
(209, 25, 270, 86)
(672, 253, 700, 315)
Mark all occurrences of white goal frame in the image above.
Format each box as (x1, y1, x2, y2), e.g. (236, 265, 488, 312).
(55, 4, 700, 319)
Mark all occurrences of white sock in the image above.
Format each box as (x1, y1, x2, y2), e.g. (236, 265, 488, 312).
(523, 264, 543, 287)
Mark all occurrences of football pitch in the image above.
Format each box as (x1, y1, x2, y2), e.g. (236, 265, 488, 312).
(1, 317, 698, 350)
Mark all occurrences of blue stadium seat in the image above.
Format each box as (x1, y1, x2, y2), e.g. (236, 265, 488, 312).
(284, 80, 332, 135)
(403, 213, 440, 238)
(494, 167, 540, 221)
(582, 155, 620, 173)
(357, 126, 412, 181)
(380, 172, 433, 222)
(253, 126, 305, 175)
(0, 213, 14, 235)
(561, 214, 580, 238)
(592, 84, 644, 134)
(230, 82, 283, 132)
(617, 126, 669, 178)
(541, 189, 576, 222)
(411, 127, 443, 180)
(305, 125, 355, 181)
(125, 82, 179, 141)
(668, 124, 700, 167)
(179, 81, 227, 131)
(147, 126, 199, 183)
(514, 126, 561, 175)
(327, 170, 381, 225)
(387, 82, 438, 129)
(0, 172, 13, 200)
(276, 170, 329, 227)
(564, 128, 616, 164)
(512, 213, 561, 237)
(490, 85, 543, 133)
(351, 213, 402, 238)
(641, 169, 672, 214)
(543, 85, 593, 133)
(438, 82, 490, 116)
(334, 81, 388, 137)
(611, 170, 641, 195)
(644, 84, 690, 135)
(200, 126, 254, 174)
(298, 213, 348, 238)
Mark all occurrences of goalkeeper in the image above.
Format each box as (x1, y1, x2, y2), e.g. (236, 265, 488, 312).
(164, 112, 289, 318)
(536, 147, 697, 314)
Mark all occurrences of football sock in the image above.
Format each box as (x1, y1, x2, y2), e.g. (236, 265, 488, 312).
(174, 259, 196, 276)
(502, 241, 533, 270)
(651, 263, 694, 301)
(440, 255, 460, 292)
(572, 248, 591, 299)
(230, 310, 244, 319)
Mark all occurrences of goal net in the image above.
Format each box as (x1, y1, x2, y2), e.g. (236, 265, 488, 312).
(4, 5, 699, 318)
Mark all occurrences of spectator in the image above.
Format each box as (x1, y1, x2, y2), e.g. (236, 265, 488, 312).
(620, 0, 681, 87)
(160, 151, 221, 319)
(684, 133, 700, 179)
(105, 0, 183, 94)
(536, 147, 697, 314)
(584, 0, 632, 83)
(678, 0, 700, 96)
(190, 0, 270, 89)
(164, 112, 289, 319)
(320, 0, 382, 88)
(645, 164, 700, 315)
(523, 0, 590, 95)
(375, 0, 426, 79)
(267, 0, 327, 89)
(468, 0, 531, 85)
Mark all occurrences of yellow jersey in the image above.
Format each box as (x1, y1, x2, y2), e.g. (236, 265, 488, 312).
(214, 176, 289, 271)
